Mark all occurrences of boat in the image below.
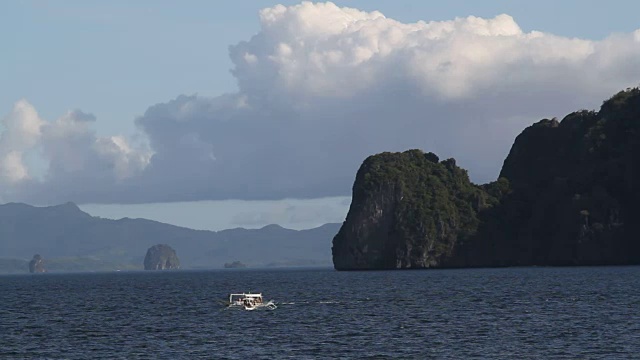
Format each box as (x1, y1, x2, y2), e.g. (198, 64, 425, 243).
(227, 292, 277, 310)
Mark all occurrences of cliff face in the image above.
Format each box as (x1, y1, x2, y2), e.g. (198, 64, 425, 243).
(333, 87, 640, 270)
(332, 150, 499, 270)
(489, 88, 640, 265)
(143, 244, 180, 270)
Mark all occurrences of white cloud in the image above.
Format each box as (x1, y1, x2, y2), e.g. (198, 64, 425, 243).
(1, 151, 31, 184)
(94, 135, 151, 180)
(0, 100, 44, 183)
(133, 2, 639, 202)
(2, 2, 640, 204)
(0, 101, 150, 203)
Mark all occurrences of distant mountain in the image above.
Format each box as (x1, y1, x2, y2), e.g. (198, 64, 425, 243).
(0, 202, 341, 273)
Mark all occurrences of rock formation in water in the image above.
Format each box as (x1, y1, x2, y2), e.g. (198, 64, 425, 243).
(143, 244, 180, 270)
(333, 87, 640, 270)
(332, 150, 503, 270)
(224, 261, 247, 268)
(28, 254, 46, 273)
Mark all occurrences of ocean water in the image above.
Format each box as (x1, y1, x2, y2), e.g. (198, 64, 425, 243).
(1, 266, 639, 359)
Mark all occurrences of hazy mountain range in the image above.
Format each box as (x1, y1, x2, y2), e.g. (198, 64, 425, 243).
(0, 202, 341, 273)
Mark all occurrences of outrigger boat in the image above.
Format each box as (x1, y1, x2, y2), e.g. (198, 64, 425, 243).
(227, 293, 277, 310)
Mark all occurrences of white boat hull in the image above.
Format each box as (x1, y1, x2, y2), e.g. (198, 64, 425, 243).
(226, 293, 277, 311)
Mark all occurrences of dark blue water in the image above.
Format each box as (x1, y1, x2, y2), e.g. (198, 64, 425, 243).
(2, 266, 639, 359)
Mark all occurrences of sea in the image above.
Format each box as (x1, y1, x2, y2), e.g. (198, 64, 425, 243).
(1, 266, 639, 359)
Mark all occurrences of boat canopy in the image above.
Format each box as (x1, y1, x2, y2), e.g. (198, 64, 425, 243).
(229, 293, 263, 299)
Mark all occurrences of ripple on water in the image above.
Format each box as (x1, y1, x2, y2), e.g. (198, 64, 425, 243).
(1, 267, 639, 359)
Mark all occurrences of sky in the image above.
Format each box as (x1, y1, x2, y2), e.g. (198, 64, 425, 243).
(2, 1, 639, 230)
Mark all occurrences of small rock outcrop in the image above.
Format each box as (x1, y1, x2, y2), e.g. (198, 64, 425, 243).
(28, 254, 46, 273)
(224, 261, 247, 268)
(143, 244, 180, 270)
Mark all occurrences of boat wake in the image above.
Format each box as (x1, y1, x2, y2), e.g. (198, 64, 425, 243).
(275, 300, 341, 306)
(225, 301, 277, 311)
(223, 294, 362, 311)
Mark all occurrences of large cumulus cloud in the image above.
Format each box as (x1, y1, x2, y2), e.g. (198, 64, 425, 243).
(3, 2, 640, 204)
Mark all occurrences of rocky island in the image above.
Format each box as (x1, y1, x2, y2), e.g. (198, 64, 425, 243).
(28, 254, 46, 273)
(333, 87, 640, 270)
(143, 244, 180, 270)
(224, 261, 247, 268)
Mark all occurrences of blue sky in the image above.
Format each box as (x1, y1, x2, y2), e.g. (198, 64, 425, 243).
(2, 1, 639, 230)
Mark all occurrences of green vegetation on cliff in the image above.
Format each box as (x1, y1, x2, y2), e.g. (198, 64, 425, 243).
(334, 87, 640, 270)
(333, 150, 501, 270)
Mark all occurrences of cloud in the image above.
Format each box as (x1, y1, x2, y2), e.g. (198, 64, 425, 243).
(0, 102, 150, 203)
(2, 2, 640, 204)
(0, 100, 43, 183)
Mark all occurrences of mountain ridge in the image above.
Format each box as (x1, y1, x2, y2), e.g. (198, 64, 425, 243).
(0, 202, 341, 273)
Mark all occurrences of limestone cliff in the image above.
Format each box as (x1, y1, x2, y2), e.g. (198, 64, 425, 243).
(332, 150, 499, 270)
(485, 88, 640, 265)
(28, 254, 46, 273)
(143, 244, 180, 270)
(333, 87, 640, 270)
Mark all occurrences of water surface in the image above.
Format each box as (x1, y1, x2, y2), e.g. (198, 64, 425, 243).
(1, 266, 639, 359)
